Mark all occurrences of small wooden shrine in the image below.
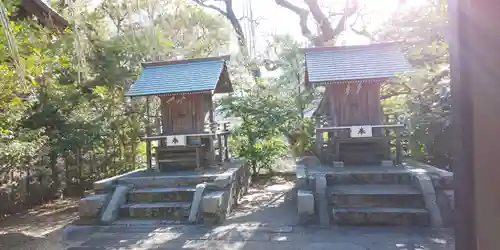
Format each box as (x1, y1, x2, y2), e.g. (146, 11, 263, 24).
(304, 43, 412, 166)
(126, 56, 233, 172)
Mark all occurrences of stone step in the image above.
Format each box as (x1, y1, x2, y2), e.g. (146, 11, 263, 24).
(328, 184, 426, 208)
(156, 146, 200, 153)
(339, 146, 386, 152)
(158, 162, 198, 172)
(157, 151, 198, 159)
(326, 171, 414, 186)
(158, 158, 197, 163)
(340, 155, 385, 166)
(112, 219, 186, 226)
(157, 151, 200, 171)
(117, 175, 217, 188)
(127, 187, 196, 203)
(331, 207, 429, 226)
(119, 202, 191, 221)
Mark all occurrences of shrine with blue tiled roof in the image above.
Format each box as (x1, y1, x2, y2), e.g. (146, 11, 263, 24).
(304, 43, 413, 166)
(126, 56, 233, 171)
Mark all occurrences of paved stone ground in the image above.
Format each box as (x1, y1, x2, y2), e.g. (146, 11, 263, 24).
(62, 177, 455, 250)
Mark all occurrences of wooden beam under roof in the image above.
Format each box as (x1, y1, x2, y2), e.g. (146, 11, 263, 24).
(12, 0, 68, 30)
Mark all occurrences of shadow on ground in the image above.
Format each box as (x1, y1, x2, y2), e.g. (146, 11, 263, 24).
(224, 176, 298, 226)
(0, 199, 79, 250)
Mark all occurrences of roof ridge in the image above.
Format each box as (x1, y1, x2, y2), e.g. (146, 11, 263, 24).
(303, 42, 403, 53)
(142, 55, 230, 68)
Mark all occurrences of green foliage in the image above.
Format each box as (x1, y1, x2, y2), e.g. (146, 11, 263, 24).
(219, 35, 319, 174)
(220, 83, 290, 175)
(288, 118, 314, 158)
(0, 0, 230, 215)
(262, 35, 320, 159)
(379, 2, 451, 169)
(229, 133, 288, 175)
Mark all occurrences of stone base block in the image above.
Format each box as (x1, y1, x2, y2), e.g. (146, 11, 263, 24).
(333, 161, 344, 168)
(297, 190, 314, 224)
(295, 164, 308, 190)
(436, 190, 454, 227)
(79, 194, 107, 218)
(381, 160, 394, 167)
(201, 191, 228, 224)
(296, 156, 321, 168)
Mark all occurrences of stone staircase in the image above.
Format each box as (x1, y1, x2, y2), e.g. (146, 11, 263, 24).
(326, 169, 430, 226)
(119, 186, 196, 222)
(115, 174, 217, 224)
(78, 162, 251, 226)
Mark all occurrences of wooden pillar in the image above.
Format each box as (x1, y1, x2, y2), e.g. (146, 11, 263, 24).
(395, 128, 401, 166)
(208, 94, 215, 165)
(224, 122, 229, 162)
(334, 133, 340, 162)
(450, 0, 500, 249)
(217, 124, 223, 162)
(315, 116, 323, 158)
(145, 96, 152, 170)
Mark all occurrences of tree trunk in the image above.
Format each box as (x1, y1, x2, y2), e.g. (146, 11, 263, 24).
(24, 166, 30, 208)
(251, 159, 258, 176)
(76, 147, 84, 197)
(48, 150, 60, 198)
(64, 154, 69, 197)
(131, 141, 137, 169)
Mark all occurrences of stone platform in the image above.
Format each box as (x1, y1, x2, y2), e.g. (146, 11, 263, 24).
(64, 175, 454, 250)
(78, 160, 251, 225)
(295, 157, 454, 228)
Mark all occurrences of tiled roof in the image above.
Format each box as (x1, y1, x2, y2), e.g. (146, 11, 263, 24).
(304, 43, 412, 84)
(126, 56, 230, 97)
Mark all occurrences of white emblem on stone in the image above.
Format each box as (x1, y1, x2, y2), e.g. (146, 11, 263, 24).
(166, 135, 186, 146)
(350, 125, 372, 138)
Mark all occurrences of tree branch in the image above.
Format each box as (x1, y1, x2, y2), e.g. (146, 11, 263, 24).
(351, 26, 376, 41)
(304, 0, 335, 42)
(380, 91, 411, 100)
(224, 0, 247, 51)
(349, 5, 377, 41)
(276, 0, 360, 46)
(192, 0, 247, 54)
(191, 0, 227, 16)
(274, 0, 315, 44)
(330, 0, 360, 41)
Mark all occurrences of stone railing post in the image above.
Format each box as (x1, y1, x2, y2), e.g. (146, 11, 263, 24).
(188, 183, 207, 223)
(315, 174, 329, 226)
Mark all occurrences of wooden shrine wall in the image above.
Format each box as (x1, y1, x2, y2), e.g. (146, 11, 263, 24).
(160, 93, 212, 135)
(325, 82, 383, 126)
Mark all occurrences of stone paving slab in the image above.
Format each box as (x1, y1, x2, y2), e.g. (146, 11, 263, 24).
(65, 224, 454, 250)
